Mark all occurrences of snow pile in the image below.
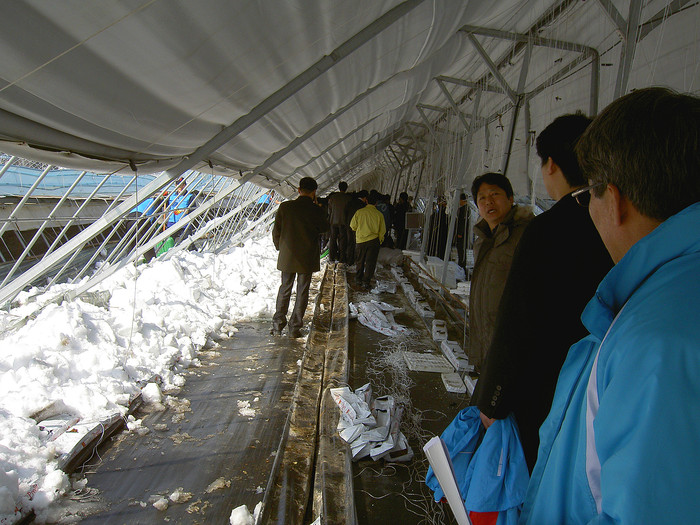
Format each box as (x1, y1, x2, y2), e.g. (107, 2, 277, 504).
(0, 235, 279, 523)
(229, 502, 262, 525)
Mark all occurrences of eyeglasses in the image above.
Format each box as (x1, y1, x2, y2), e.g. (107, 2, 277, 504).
(572, 182, 606, 207)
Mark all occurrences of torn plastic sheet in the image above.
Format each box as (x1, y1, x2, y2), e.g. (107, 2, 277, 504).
(351, 301, 410, 337)
(432, 319, 448, 341)
(330, 385, 376, 426)
(371, 280, 397, 294)
(333, 385, 413, 463)
(441, 340, 473, 372)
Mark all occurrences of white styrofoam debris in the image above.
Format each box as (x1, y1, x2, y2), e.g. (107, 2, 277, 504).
(402, 352, 454, 373)
(464, 375, 478, 396)
(442, 373, 467, 394)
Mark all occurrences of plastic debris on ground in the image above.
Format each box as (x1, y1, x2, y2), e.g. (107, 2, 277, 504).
(415, 300, 435, 319)
(371, 280, 397, 294)
(351, 301, 409, 338)
(431, 319, 448, 341)
(450, 280, 471, 300)
(402, 352, 454, 373)
(441, 373, 467, 394)
(441, 340, 473, 373)
(331, 384, 414, 463)
(463, 375, 478, 396)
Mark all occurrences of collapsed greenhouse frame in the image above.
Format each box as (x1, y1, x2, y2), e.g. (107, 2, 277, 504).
(0, 0, 696, 308)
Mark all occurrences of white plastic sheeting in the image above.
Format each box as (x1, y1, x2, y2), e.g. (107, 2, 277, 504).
(0, 1, 696, 198)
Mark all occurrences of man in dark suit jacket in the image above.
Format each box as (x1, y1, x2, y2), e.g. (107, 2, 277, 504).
(474, 113, 613, 471)
(271, 176, 329, 338)
(326, 181, 352, 263)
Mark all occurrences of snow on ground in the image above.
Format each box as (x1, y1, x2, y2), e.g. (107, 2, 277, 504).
(0, 234, 279, 523)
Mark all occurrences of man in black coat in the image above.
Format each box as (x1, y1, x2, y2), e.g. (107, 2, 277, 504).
(271, 176, 329, 338)
(326, 181, 351, 263)
(393, 191, 411, 249)
(473, 113, 613, 471)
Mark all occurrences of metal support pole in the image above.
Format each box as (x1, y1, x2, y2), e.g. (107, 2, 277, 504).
(44, 171, 120, 256)
(614, 0, 644, 99)
(437, 87, 482, 285)
(524, 97, 536, 207)
(440, 188, 462, 285)
(436, 75, 504, 94)
(0, 170, 88, 287)
(502, 41, 532, 176)
(0, 156, 17, 179)
(589, 49, 600, 116)
(595, 0, 627, 33)
(466, 33, 518, 104)
(420, 183, 437, 261)
(436, 79, 472, 133)
(0, 164, 53, 240)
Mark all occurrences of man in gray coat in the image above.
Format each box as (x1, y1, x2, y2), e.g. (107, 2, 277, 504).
(272, 176, 329, 338)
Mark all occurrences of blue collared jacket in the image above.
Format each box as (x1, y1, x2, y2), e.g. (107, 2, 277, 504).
(521, 202, 700, 524)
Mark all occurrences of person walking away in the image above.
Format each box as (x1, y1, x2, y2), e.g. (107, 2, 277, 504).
(271, 176, 329, 338)
(473, 113, 613, 472)
(468, 173, 533, 371)
(393, 192, 412, 249)
(344, 189, 367, 267)
(521, 87, 700, 524)
(427, 196, 449, 257)
(326, 181, 351, 263)
(375, 193, 394, 247)
(350, 190, 385, 289)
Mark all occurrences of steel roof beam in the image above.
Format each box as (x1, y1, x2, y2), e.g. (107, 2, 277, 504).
(436, 78, 474, 133)
(614, 0, 644, 99)
(595, 0, 628, 33)
(465, 33, 518, 104)
(459, 25, 594, 54)
(436, 75, 504, 94)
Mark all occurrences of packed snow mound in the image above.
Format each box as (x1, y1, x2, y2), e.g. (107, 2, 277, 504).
(0, 235, 278, 522)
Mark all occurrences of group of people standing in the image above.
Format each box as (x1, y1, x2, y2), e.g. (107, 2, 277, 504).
(326, 185, 413, 289)
(270, 180, 404, 337)
(268, 86, 700, 524)
(464, 87, 700, 523)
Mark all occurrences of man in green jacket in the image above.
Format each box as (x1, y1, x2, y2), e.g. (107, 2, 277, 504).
(272, 176, 329, 338)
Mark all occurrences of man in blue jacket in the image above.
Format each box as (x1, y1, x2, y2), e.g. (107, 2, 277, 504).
(521, 87, 700, 523)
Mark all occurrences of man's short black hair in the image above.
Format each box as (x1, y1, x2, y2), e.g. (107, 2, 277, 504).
(299, 176, 317, 192)
(357, 189, 369, 199)
(460, 193, 467, 201)
(367, 191, 379, 205)
(576, 87, 700, 221)
(536, 112, 592, 187)
(399, 191, 409, 202)
(339, 181, 348, 192)
(470, 172, 514, 204)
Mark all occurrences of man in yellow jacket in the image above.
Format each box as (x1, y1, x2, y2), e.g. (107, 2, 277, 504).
(350, 190, 386, 289)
